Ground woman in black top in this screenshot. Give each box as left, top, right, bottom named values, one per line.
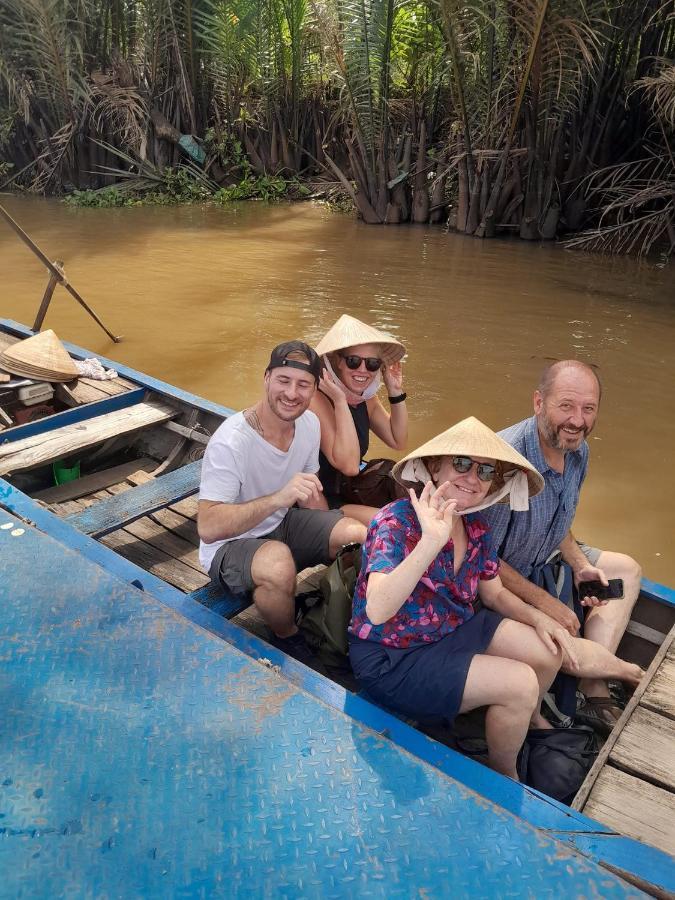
left=310, top=314, right=408, bottom=525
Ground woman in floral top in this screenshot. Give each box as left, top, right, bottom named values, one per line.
left=349, top=417, right=578, bottom=780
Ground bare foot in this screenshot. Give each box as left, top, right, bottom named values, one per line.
left=623, top=663, right=645, bottom=687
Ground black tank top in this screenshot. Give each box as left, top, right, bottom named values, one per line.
left=318, top=401, right=370, bottom=497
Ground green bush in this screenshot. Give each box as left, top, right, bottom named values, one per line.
left=64, top=187, right=131, bottom=207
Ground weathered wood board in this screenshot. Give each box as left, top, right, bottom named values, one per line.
left=101, top=528, right=209, bottom=592
left=610, top=706, right=675, bottom=792
left=584, top=767, right=675, bottom=858
left=122, top=515, right=203, bottom=573
left=640, top=649, right=675, bottom=720
left=64, top=459, right=201, bottom=536
left=149, top=507, right=200, bottom=546
left=168, top=496, right=199, bottom=520
left=36, top=458, right=156, bottom=503
left=0, top=400, right=175, bottom=475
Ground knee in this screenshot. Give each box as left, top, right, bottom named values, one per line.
left=625, top=555, right=642, bottom=584
left=252, top=541, right=296, bottom=590
left=605, top=552, right=642, bottom=584
left=510, top=664, right=540, bottom=712
left=333, top=516, right=367, bottom=549
left=536, top=641, right=563, bottom=677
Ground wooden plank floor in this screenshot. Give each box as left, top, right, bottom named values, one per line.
left=574, top=623, right=675, bottom=857
left=48, top=467, right=325, bottom=607
left=50, top=471, right=209, bottom=593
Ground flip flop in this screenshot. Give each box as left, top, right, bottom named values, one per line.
left=576, top=696, right=624, bottom=736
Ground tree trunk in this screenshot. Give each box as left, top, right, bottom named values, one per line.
left=412, top=120, right=429, bottom=223
left=456, top=155, right=469, bottom=232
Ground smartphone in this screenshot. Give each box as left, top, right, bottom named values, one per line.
left=578, top=578, right=624, bottom=600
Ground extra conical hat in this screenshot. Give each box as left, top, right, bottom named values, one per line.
left=392, top=416, right=544, bottom=499
left=0, top=330, right=79, bottom=381
left=314, top=315, right=405, bottom=366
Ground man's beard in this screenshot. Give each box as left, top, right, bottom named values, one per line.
left=267, top=392, right=307, bottom=422
left=539, top=413, right=591, bottom=452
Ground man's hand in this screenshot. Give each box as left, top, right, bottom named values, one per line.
left=534, top=615, right=580, bottom=671
left=535, top=590, right=581, bottom=635
left=574, top=563, right=610, bottom=608
left=275, top=473, right=324, bottom=509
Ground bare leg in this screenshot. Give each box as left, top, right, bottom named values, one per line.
left=563, top=637, right=644, bottom=686
left=339, top=503, right=380, bottom=527
left=579, top=551, right=641, bottom=698
left=249, top=541, right=297, bottom=638
left=485, top=619, right=562, bottom=729
left=328, top=515, right=367, bottom=558
left=459, top=655, right=539, bottom=779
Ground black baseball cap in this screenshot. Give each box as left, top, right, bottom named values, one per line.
left=266, top=340, right=322, bottom=383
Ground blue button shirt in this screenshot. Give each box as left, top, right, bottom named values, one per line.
left=481, top=416, right=589, bottom=578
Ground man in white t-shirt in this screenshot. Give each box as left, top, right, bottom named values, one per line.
left=198, top=340, right=366, bottom=661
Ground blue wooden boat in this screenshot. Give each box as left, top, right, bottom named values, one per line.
left=1, top=318, right=674, bottom=896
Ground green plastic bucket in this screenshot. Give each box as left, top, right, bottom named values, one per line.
left=53, top=459, right=81, bottom=486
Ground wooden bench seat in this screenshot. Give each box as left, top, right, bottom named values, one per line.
left=65, top=459, right=202, bottom=537
left=187, top=582, right=252, bottom=619
left=0, top=399, right=176, bottom=476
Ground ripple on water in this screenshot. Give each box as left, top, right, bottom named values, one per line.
left=1, top=197, right=673, bottom=582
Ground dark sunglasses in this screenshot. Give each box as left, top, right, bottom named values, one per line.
left=451, top=456, right=496, bottom=482
left=342, top=354, right=382, bottom=373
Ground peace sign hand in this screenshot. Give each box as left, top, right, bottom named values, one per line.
left=409, top=481, right=458, bottom=552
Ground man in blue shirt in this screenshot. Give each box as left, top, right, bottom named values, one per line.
left=482, top=360, right=642, bottom=729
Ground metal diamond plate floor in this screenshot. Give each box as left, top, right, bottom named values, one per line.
left=0, top=519, right=642, bottom=898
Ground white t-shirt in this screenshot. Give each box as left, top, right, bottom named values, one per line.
left=198, top=410, right=321, bottom=572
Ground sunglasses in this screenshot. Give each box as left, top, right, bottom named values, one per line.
left=451, top=456, right=496, bottom=483
left=341, top=354, right=382, bottom=373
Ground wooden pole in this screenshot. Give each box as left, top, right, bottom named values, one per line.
left=33, top=260, right=63, bottom=331
left=0, top=203, right=123, bottom=343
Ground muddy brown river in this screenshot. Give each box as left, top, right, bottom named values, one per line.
left=1, top=196, right=673, bottom=582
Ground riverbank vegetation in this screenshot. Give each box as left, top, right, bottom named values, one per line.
left=0, top=0, right=672, bottom=253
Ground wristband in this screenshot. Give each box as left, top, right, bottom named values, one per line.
left=388, top=392, right=407, bottom=404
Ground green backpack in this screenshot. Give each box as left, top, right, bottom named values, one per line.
left=299, top=542, right=362, bottom=668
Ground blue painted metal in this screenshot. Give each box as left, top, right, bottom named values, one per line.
left=4, top=466, right=675, bottom=894
left=64, top=459, right=202, bottom=536
left=0, top=521, right=644, bottom=898
left=2, top=321, right=674, bottom=891
left=1, top=319, right=236, bottom=420
left=640, top=575, right=675, bottom=608
left=0, top=388, right=146, bottom=444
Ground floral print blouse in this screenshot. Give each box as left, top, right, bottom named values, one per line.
left=349, top=498, right=500, bottom=648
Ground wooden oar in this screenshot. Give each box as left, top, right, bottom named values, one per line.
left=0, top=203, right=123, bottom=343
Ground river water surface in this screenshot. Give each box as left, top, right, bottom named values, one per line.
left=1, top=196, right=673, bottom=582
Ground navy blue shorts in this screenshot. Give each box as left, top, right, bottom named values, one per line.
left=349, top=609, right=504, bottom=724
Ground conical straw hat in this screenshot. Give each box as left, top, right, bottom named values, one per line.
left=314, top=315, right=405, bottom=366
left=0, top=330, right=79, bottom=382
left=392, top=416, right=544, bottom=499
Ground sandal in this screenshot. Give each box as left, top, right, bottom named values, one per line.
left=575, top=696, right=624, bottom=736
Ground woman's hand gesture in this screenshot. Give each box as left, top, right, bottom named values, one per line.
left=383, top=360, right=403, bottom=396
left=409, top=481, right=458, bottom=552
left=318, top=370, right=348, bottom=406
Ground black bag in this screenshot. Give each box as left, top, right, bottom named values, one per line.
left=338, top=458, right=404, bottom=507
left=299, top=543, right=361, bottom=668
left=517, top=725, right=598, bottom=804
left=530, top=555, right=584, bottom=718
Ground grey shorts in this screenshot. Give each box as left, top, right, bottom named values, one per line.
left=578, top=542, right=602, bottom=566
left=210, top=507, right=344, bottom=595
